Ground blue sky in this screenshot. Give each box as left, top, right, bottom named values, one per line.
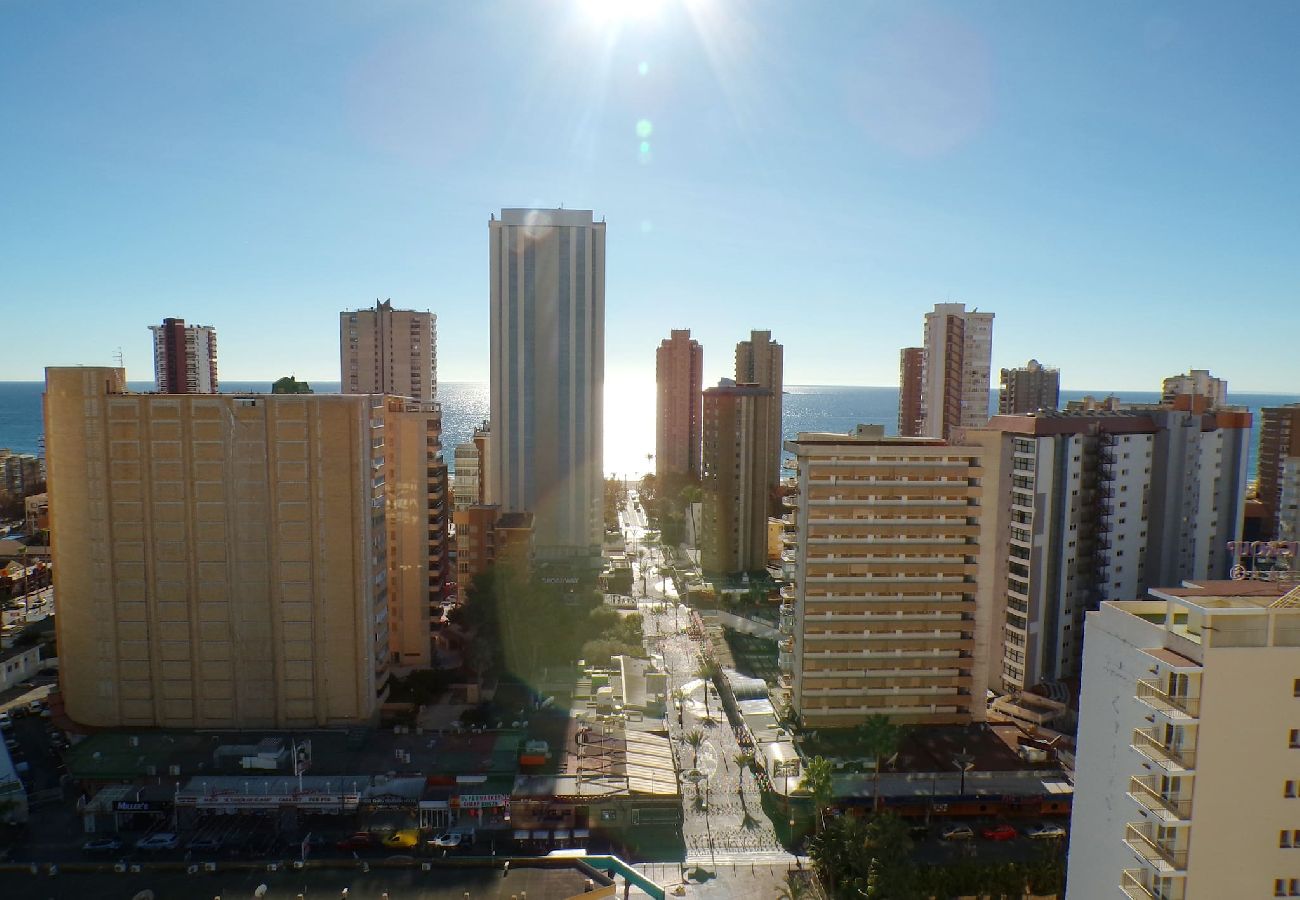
left=2, top=0, right=1298, bottom=391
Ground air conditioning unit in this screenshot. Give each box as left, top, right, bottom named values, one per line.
left=292, top=861, right=304, bottom=870
left=421, top=863, right=432, bottom=872
left=266, top=863, right=279, bottom=872
left=129, top=865, right=142, bottom=873
left=203, top=863, right=217, bottom=873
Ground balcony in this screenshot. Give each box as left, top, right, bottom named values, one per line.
left=1131, top=729, right=1196, bottom=772
left=1121, top=869, right=1185, bottom=900
left=1123, top=824, right=1188, bottom=873
left=1126, top=776, right=1193, bottom=822
left=1136, top=679, right=1200, bottom=719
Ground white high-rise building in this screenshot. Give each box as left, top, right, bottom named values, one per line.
left=967, top=404, right=1251, bottom=696
left=488, top=208, right=605, bottom=564
left=1069, top=580, right=1300, bottom=900
left=149, top=317, right=218, bottom=394
left=919, top=303, right=994, bottom=440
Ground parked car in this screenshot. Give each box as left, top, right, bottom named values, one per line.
left=1025, top=822, right=1067, bottom=840
left=430, top=832, right=464, bottom=848
left=336, top=832, right=376, bottom=851
left=186, top=836, right=222, bottom=852
left=135, top=833, right=179, bottom=851
left=82, top=838, right=123, bottom=853
left=940, top=824, right=974, bottom=841
left=980, top=824, right=1018, bottom=841
left=382, top=829, right=421, bottom=849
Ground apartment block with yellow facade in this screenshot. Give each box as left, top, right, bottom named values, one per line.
left=44, top=367, right=393, bottom=729
left=783, top=425, right=990, bottom=728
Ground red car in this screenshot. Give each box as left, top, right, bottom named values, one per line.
left=336, top=832, right=376, bottom=851
left=980, top=824, right=1017, bottom=841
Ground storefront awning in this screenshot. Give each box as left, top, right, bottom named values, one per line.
left=554, top=829, right=571, bottom=839
left=574, top=828, right=591, bottom=838
left=512, top=829, right=529, bottom=840
left=531, top=830, right=549, bottom=839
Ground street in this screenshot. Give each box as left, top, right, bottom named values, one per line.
left=618, top=491, right=793, bottom=869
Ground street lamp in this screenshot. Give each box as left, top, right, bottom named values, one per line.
left=952, top=748, right=975, bottom=797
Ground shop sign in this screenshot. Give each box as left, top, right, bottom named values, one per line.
left=113, top=800, right=166, bottom=813
left=456, top=793, right=509, bottom=809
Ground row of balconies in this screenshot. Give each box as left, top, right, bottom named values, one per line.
left=1132, top=728, right=1196, bottom=772
left=800, top=684, right=964, bottom=698
left=1136, top=678, right=1200, bottom=719
left=1126, top=775, right=1193, bottom=822
left=800, top=646, right=970, bottom=660
left=1123, top=823, right=1188, bottom=874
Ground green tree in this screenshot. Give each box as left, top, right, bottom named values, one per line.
left=695, top=658, right=720, bottom=718
left=684, top=729, right=705, bottom=770
left=800, top=755, right=834, bottom=835
left=856, top=715, right=906, bottom=813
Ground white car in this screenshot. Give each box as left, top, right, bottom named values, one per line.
left=135, top=833, right=179, bottom=851
left=1026, top=822, right=1067, bottom=840
left=940, top=824, right=974, bottom=841
left=430, top=832, right=463, bottom=848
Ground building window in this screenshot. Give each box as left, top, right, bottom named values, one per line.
left=1293, top=678, right=1300, bottom=698
left=1286, top=780, right=1297, bottom=798
left=1291, top=729, right=1300, bottom=749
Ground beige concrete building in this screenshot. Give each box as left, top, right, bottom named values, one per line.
left=997, top=359, right=1059, bottom=414
left=919, top=303, right=994, bottom=440
left=655, top=329, right=703, bottom=482
left=1068, top=580, right=1300, bottom=900
left=382, top=397, right=448, bottom=669
left=45, top=367, right=391, bottom=729
left=782, top=426, right=989, bottom=728
left=1161, top=368, right=1227, bottom=410
left=489, top=208, right=604, bottom=564
left=340, top=300, right=437, bottom=404
left=735, top=330, right=783, bottom=501
left=701, top=382, right=775, bottom=575
left=453, top=505, right=533, bottom=583
left=0, top=449, right=42, bottom=502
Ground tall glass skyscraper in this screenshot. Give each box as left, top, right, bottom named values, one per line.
left=488, top=208, right=605, bottom=564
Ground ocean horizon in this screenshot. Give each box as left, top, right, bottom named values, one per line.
left=3, top=380, right=1298, bottom=479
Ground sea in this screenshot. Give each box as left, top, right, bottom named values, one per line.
left=3, top=381, right=1298, bottom=480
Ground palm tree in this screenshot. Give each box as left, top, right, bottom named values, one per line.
left=856, top=714, right=905, bottom=813
left=775, top=870, right=812, bottom=900
left=696, top=658, right=720, bottom=718
left=734, top=751, right=754, bottom=791
left=800, top=755, right=834, bottom=835
left=685, top=729, right=705, bottom=770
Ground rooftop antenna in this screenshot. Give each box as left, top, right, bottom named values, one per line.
left=113, top=346, right=124, bottom=368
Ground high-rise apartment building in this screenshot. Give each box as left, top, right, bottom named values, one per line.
left=897, top=347, right=924, bottom=437
left=341, top=299, right=446, bottom=666
left=919, top=303, right=994, bottom=440
left=1068, top=580, right=1300, bottom=900
left=701, top=381, right=775, bottom=574
left=0, top=450, right=42, bottom=502
left=340, top=300, right=437, bottom=404
left=782, top=426, right=989, bottom=727
left=1257, top=405, right=1300, bottom=541
left=998, top=359, right=1060, bottom=414
left=488, top=208, right=605, bottom=564
left=382, top=397, right=448, bottom=670
left=968, top=403, right=1251, bottom=695
left=45, top=367, right=390, bottom=728
left=149, top=317, right=218, bottom=394
left=735, top=330, right=783, bottom=501
left=655, top=329, right=703, bottom=482
left=1161, top=368, right=1227, bottom=410
left=453, top=423, right=490, bottom=512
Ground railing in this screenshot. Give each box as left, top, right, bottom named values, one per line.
left=1124, top=823, right=1188, bottom=871
left=1120, top=869, right=1157, bottom=900
left=1127, top=776, right=1193, bottom=820
left=1136, top=679, right=1200, bottom=717
left=1132, top=729, right=1196, bottom=770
